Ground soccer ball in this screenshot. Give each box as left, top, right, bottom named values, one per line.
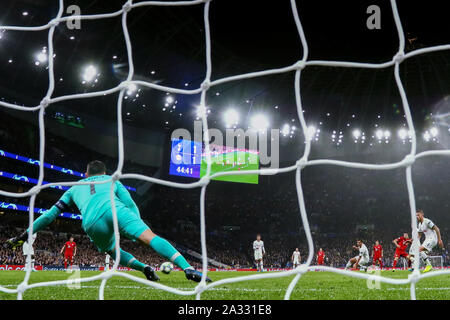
left=160, top=262, right=174, bottom=274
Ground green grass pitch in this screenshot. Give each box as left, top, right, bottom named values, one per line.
left=0, top=270, right=449, bottom=300
left=200, top=151, right=259, bottom=184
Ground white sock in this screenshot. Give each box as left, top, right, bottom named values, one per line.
left=420, top=251, right=431, bottom=265
left=346, top=261, right=352, bottom=269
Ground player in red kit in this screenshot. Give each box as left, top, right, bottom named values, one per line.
left=392, top=232, right=412, bottom=271
left=372, top=240, right=383, bottom=269
left=317, top=248, right=325, bottom=265
left=60, top=236, right=77, bottom=270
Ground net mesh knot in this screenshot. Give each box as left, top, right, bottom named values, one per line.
left=112, top=171, right=122, bottom=181
left=296, top=265, right=308, bottom=274
left=408, top=271, right=420, bottom=284
left=199, top=176, right=211, bottom=186
left=393, top=52, right=405, bottom=64
left=403, top=154, right=416, bottom=167
left=119, top=81, right=132, bottom=91
left=102, top=270, right=114, bottom=279
left=201, top=80, right=211, bottom=91
left=296, top=158, right=307, bottom=169
left=39, top=98, right=50, bottom=108
left=49, top=18, right=60, bottom=28
left=17, top=283, right=26, bottom=294
left=29, top=186, right=41, bottom=196
left=195, top=281, right=208, bottom=293
left=122, top=2, right=133, bottom=13
left=294, top=60, right=306, bottom=70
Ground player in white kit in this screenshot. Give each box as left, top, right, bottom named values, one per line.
left=345, top=240, right=370, bottom=271
left=253, top=234, right=265, bottom=272
left=410, top=210, right=443, bottom=273
left=22, top=234, right=37, bottom=272
left=291, top=248, right=301, bottom=268
left=105, top=253, right=111, bottom=271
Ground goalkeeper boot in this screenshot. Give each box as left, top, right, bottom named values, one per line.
left=143, top=266, right=160, bottom=282
left=4, top=231, right=28, bottom=250
left=423, top=264, right=433, bottom=273
left=185, top=268, right=212, bottom=283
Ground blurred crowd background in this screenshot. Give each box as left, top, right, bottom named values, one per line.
left=1, top=112, right=449, bottom=269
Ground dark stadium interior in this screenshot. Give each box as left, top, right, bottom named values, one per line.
left=0, top=0, right=450, bottom=272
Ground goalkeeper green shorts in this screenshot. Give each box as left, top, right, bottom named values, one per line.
left=84, top=207, right=150, bottom=253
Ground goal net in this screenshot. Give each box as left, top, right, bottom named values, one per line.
left=0, top=0, right=450, bottom=300
left=428, top=256, right=444, bottom=270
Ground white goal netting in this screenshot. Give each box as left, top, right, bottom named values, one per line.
left=428, top=256, right=444, bottom=269
left=0, top=0, right=449, bottom=300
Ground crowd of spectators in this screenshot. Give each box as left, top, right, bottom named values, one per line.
left=144, top=156, right=450, bottom=268
left=2, top=221, right=448, bottom=269
left=1, top=112, right=449, bottom=270
left=0, top=226, right=202, bottom=269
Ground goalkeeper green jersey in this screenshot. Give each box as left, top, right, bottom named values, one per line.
left=30, top=174, right=140, bottom=234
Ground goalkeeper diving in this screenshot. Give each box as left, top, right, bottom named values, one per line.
left=4, top=161, right=211, bottom=283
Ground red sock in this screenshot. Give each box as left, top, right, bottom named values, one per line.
left=379, top=260, right=383, bottom=269
left=64, top=261, right=67, bottom=269
left=393, top=260, right=397, bottom=269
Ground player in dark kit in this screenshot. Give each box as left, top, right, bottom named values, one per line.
left=372, top=240, right=383, bottom=269
left=60, top=236, right=76, bottom=270
left=317, top=248, right=325, bottom=265
left=392, top=233, right=412, bottom=271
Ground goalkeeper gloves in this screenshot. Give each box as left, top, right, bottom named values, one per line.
left=3, top=231, right=29, bottom=250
